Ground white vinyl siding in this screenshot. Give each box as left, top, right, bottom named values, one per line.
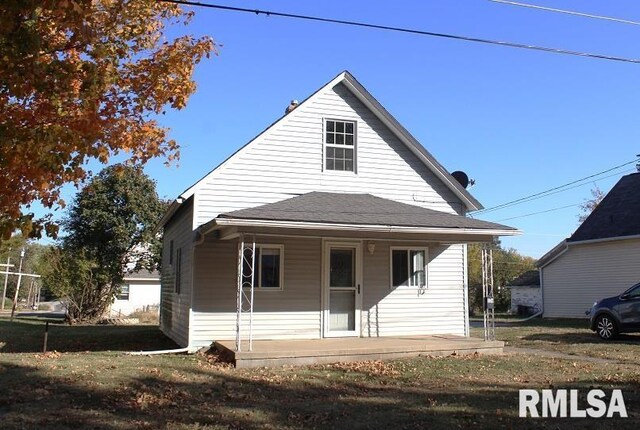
left=190, top=236, right=322, bottom=347
left=159, top=199, right=194, bottom=347
left=189, top=238, right=465, bottom=346
left=542, top=238, right=640, bottom=318
left=192, top=82, right=462, bottom=228
left=363, top=242, right=465, bottom=337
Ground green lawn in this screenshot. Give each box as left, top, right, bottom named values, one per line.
left=1, top=317, right=639, bottom=429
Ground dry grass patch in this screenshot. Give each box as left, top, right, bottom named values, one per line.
left=472, top=318, right=640, bottom=365
left=1, top=319, right=639, bottom=429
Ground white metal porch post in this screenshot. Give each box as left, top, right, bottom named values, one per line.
left=481, top=245, right=495, bottom=341
left=235, top=234, right=256, bottom=352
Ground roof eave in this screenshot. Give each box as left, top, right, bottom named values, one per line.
left=154, top=194, right=189, bottom=232
left=209, top=217, right=520, bottom=236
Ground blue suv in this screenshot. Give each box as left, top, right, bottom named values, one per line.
left=587, top=282, right=640, bottom=340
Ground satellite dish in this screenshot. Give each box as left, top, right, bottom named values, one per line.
left=451, top=171, right=469, bottom=188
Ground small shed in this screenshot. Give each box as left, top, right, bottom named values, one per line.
left=507, top=270, right=541, bottom=315
left=110, top=270, right=161, bottom=317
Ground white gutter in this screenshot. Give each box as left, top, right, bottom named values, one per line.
left=123, top=277, right=160, bottom=282
left=213, top=218, right=521, bottom=236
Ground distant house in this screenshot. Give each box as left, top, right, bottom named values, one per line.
left=110, top=270, right=161, bottom=317
left=506, top=270, right=540, bottom=315
left=157, top=71, right=518, bottom=350
left=538, top=172, right=640, bottom=318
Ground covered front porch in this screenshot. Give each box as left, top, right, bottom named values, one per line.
left=215, top=335, right=504, bottom=368
left=190, top=192, right=518, bottom=355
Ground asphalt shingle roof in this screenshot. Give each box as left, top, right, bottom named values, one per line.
left=507, top=270, right=540, bottom=287
left=218, top=192, right=515, bottom=231
left=568, top=172, right=640, bottom=242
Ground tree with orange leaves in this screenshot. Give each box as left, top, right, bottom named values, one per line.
left=0, top=0, right=215, bottom=239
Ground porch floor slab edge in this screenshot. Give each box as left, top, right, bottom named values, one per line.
left=214, top=336, right=504, bottom=368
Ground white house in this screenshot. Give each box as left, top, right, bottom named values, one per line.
left=506, top=270, right=541, bottom=315
left=158, top=71, right=518, bottom=350
left=110, top=270, right=161, bottom=317
left=538, top=172, right=640, bottom=318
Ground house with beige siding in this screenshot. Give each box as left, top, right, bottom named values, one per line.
left=158, top=71, right=518, bottom=350
left=538, top=172, right=640, bottom=318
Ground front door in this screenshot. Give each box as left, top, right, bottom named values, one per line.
left=323, top=241, right=361, bottom=337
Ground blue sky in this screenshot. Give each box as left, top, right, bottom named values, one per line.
left=39, top=0, right=640, bottom=257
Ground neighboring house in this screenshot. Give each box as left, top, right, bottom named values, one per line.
left=110, top=270, right=161, bottom=317
left=158, top=71, right=518, bottom=350
left=538, top=172, right=640, bottom=318
left=506, top=270, right=541, bottom=314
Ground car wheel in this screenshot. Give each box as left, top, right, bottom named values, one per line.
left=595, top=314, right=618, bottom=340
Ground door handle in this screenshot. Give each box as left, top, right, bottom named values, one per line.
left=357, top=284, right=360, bottom=294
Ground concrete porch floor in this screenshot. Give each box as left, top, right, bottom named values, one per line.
left=215, top=335, right=504, bottom=368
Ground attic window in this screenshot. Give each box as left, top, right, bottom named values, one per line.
left=325, top=119, right=356, bottom=172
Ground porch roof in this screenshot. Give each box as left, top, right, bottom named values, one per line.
left=204, top=192, right=518, bottom=237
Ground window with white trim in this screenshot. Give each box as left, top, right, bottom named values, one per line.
left=242, top=245, right=284, bottom=290
left=116, top=284, right=130, bottom=300
left=390, top=248, right=427, bottom=288
left=325, top=119, right=356, bottom=172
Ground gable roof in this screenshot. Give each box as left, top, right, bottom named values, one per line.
left=537, top=172, right=640, bottom=269
left=568, top=172, right=640, bottom=243
left=214, top=192, right=516, bottom=234
left=159, top=71, right=484, bottom=228
left=506, top=270, right=540, bottom=287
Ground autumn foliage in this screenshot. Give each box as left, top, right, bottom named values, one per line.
left=0, top=0, right=215, bottom=239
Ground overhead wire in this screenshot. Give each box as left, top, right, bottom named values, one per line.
left=489, top=0, right=640, bottom=26
left=472, top=160, right=638, bottom=216
left=161, top=0, right=640, bottom=64
left=493, top=203, right=580, bottom=222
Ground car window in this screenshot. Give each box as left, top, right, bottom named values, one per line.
left=627, top=284, right=640, bottom=298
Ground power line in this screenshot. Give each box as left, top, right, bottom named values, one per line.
left=474, top=168, right=635, bottom=217
left=473, top=160, right=638, bottom=215
left=162, top=0, right=640, bottom=64
left=490, top=0, right=640, bottom=26
left=493, top=202, right=580, bottom=222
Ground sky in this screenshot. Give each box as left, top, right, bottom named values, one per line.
left=36, top=0, right=640, bottom=258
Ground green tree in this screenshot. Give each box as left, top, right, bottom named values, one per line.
left=0, top=0, right=215, bottom=239
left=467, top=241, right=536, bottom=315
left=42, top=164, right=165, bottom=322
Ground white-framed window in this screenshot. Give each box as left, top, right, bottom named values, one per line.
left=116, top=284, right=130, bottom=300
left=324, top=119, right=356, bottom=172
left=390, top=247, right=428, bottom=288
left=242, top=245, right=284, bottom=290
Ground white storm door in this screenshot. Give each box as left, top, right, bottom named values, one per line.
left=324, top=241, right=361, bottom=337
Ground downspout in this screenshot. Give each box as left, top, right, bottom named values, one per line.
left=127, top=347, right=190, bottom=356
left=539, top=266, right=544, bottom=317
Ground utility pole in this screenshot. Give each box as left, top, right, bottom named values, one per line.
left=1, top=249, right=11, bottom=310
left=10, top=248, right=25, bottom=321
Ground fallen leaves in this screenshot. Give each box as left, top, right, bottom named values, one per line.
left=34, top=351, right=62, bottom=360
left=320, top=360, right=401, bottom=378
